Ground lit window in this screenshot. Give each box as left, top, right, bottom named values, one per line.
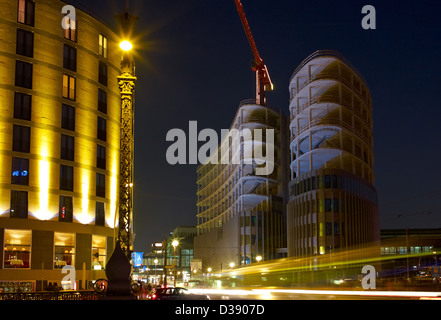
left=54, top=232, right=75, bottom=268
left=3, top=229, right=31, bottom=268
left=62, top=74, right=76, bottom=100
left=95, top=202, right=105, bottom=226
left=92, top=235, right=106, bottom=270
left=98, top=34, right=107, bottom=58
left=17, top=0, right=34, bottom=26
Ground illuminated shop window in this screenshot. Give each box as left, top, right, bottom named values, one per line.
left=92, top=235, right=106, bottom=270
left=3, top=229, right=31, bottom=268
left=54, top=232, right=75, bottom=268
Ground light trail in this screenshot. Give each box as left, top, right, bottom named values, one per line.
left=189, top=287, right=441, bottom=299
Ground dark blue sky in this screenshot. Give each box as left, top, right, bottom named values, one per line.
left=74, top=0, right=441, bottom=252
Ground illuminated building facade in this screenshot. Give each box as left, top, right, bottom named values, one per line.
left=194, top=100, right=288, bottom=271
left=287, top=50, right=380, bottom=257
left=0, top=0, right=122, bottom=291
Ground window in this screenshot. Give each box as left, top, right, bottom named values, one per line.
left=59, top=195, right=73, bottom=222
left=3, top=229, right=31, bottom=269
left=92, top=235, right=106, bottom=270
left=10, top=190, right=28, bottom=219
left=60, top=164, right=73, bottom=191
left=325, top=222, right=332, bottom=236
left=63, top=44, right=76, bottom=71
left=15, top=60, right=32, bottom=89
left=96, top=173, right=105, bottom=197
left=61, top=104, right=75, bottom=131
left=62, top=74, right=76, bottom=100
left=95, top=202, right=105, bottom=226
left=60, top=134, right=74, bottom=161
left=14, top=92, right=31, bottom=120
left=12, top=124, right=30, bottom=153
left=63, top=17, right=77, bottom=42
left=325, top=198, right=332, bottom=212
left=97, top=116, right=106, bottom=141
left=17, top=0, right=34, bottom=26
left=333, top=198, right=339, bottom=212
left=98, top=61, right=107, bottom=86
left=96, top=144, right=106, bottom=170
left=16, top=29, right=33, bottom=57
left=98, top=88, right=107, bottom=114
left=98, top=34, right=107, bottom=58
left=11, top=157, right=29, bottom=185
left=54, top=232, right=75, bottom=268
left=324, top=175, right=331, bottom=188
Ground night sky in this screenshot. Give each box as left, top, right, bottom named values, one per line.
left=72, top=0, right=441, bottom=252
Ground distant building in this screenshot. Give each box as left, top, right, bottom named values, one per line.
left=0, top=0, right=122, bottom=292
left=194, top=100, right=288, bottom=271
left=287, top=50, right=380, bottom=257
left=380, top=228, right=441, bottom=276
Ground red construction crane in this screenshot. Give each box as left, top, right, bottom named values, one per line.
left=234, top=0, right=274, bottom=106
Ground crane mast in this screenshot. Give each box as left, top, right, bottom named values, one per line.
left=234, top=0, right=273, bottom=106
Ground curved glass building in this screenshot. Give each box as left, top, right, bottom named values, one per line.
left=195, top=100, right=288, bottom=270
left=287, top=50, right=379, bottom=257
left=0, top=0, right=122, bottom=291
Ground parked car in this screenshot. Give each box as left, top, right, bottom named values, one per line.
left=149, top=287, right=210, bottom=300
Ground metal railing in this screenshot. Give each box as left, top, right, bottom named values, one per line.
left=0, top=290, right=103, bottom=300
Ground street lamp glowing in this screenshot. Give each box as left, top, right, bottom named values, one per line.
left=119, top=40, right=133, bottom=51
left=256, top=255, right=262, bottom=262
left=172, top=240, right=179, bottom=248
left=229, top=262, right=235, bottom=268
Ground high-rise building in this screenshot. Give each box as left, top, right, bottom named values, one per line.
left=194, top=100, right=288, bottom=271
left=287, top=50, right=380, bottom=257
left=0, top=0, right=122, bottom=291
